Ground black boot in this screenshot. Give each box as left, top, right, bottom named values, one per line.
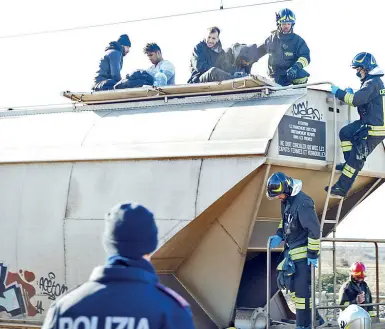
left=324, top=185, right=347, bottom=197
left=335, top=163, right=345, bottom=171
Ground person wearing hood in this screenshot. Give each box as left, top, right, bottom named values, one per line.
left=267, top=172, right=322, bottom=329
left=254, top=8, right=310, bottom=86
left=41, top=202, right=195, bottom=329
left=327, top=53, right=385, bottom=197
left=187, top=26, right=233, bottom=83
left=92, top=34, right=131, bottom=91
left=224, top=43, right=259, bottom=78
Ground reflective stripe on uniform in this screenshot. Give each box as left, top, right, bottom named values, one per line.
left=295, top=297, right=306, bottom=310
left=297, top=57, right=309, bottom=68
left=289, top=246, right=307, bottom=260
left=308, top=237, right=320, bottom=251
left=341, top=140, right=353, bottom=152
left=369, top=311, right=376, bottom=317
left=342, top=163, right=356, bottom=178
left=344, top=93, right=354, bottom=106
left=293, top=77, right=308, bottom=84
left=278, top=220, right=283, bottom=229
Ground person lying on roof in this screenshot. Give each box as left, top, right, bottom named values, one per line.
left=92, top=34, right=131, bottom=91
left=224, top=43, right=259, bottom=78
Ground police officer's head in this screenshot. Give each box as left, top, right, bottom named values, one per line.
left=103, top=202, right=158, bottom=260
left=276, top=8, right=295, bottom=34
left=266, top=172, right=302, bottom=202
left=351, top=52, right=378, bottom=80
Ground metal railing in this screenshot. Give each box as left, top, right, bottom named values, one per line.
left=311, top=238, right=385, bottom=329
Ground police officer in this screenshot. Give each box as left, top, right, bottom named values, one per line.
left=267, top=172, right=321, bottom=329
left=255, top=8, right=310, bottom=86
left=339, top=262, right=376, bottom=317
left=41, top=202, right=195, bottom=329
left=327, top=52, right=385, bottom=197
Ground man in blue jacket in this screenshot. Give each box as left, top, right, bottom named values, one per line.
left=267, top=172, right=321, bottom=329
left=326, top=52, right=385, bottom=197
left=41, top=202, right=195, bottom=329
left=255, top=8, right=310, bottom=86
left=188, top=26, right=234, bottom=83
left=92, top=34, right=131, bottom=91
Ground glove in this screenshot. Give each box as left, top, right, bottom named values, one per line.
left=307, top=258, right=318, bottom=268
left=345, top=87, right=354, bottom=94
left=233, top=71, right=246, bottom=78
left=286, top=64, right=299, bottom=80
left=331, top=85, right=339, bottom=95
left=357, top=292, right=365, bottom=304
left=269, top=235, right=283, bottom=248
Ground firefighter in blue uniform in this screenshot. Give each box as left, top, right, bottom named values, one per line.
left=267, top=172, right=321, bottom=329
left=41, top=202, right=195, bottom=329
left=326, top=52, right=385, bottom=197
left=255, top=8, right=310, bottom=86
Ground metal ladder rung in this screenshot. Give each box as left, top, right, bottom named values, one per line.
left=329, top=195, right=344, bottom=199
left=324, top=220, right=338, bottom=224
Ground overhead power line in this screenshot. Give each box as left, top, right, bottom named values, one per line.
left=0, top=0, right=292, bottom=40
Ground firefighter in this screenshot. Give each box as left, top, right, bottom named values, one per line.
left=338, top=305, right=372, bottom=329
left=255, top=8, right=310, bottom=86
left=267, top=172, right=320, bottom=329
left=339, top=262, right=376, bottom=317
left=327, top=52, right=385, bottom=197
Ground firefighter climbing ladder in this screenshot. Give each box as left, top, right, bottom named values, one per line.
left=311, top=93, right=385, bottom=329
left=265, top=84, right=385, bottom=329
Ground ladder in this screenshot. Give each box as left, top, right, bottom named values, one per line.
left=311, top=94, right=344, bottom=328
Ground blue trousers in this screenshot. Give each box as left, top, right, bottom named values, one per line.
left=273, top=69, right=310, bottom=87
left=291, top=260, right=312, bottom=328
left=92, top=79, right=118, bottom=91
left=337, top=120, right=384, bottom=192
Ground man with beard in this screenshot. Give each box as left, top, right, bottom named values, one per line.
left=144, top=43, right=176, bottom=85
left=255, top=8, right=311, bottom=86
left=92, top=34, right=131, bottom=91
left=188, top=26, right=233, bottom=83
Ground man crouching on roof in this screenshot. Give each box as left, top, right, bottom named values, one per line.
left=187, top=26, right=234, bottom=83
left=92, top=34, right=131, bottom=91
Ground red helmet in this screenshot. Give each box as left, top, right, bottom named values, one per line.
left=350, top=262, right=367, bottom=280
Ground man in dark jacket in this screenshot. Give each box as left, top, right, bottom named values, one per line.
left=92, top=34, right=131, bottom=91
left=267, top=172, right=321, bottom=329
left=255, top=8, right=310, bottom=86
left=326, top=52, right=385, bottom=197
left=41, top=202, right=195, bottom=329
left=188, top=26, right=233, bottom=83
left=224, top=43, right=259, bottom=78
left=339, top=262, right=375, bottom=317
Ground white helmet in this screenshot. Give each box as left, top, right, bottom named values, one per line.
left=338, top=305, right=371, bottom=329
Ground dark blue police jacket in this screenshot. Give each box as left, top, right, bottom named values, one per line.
left=41, top=258, right=195, bottom=329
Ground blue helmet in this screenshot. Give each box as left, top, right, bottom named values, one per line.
left=351, top=52, right=377, bottom=72
left=266, top=172, right=293, bottom=199
left=276, top=8, right=296, bottom=28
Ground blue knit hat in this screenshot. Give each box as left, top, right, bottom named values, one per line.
left=117, top=34, right=131, bottom=47
left=103, top=202, right=158, bottom=259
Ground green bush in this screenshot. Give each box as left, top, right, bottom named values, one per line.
left=317, top=271, right=349, bottom=293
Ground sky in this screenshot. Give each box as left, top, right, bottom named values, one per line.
left=0, top=0, right=384, bottom=237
